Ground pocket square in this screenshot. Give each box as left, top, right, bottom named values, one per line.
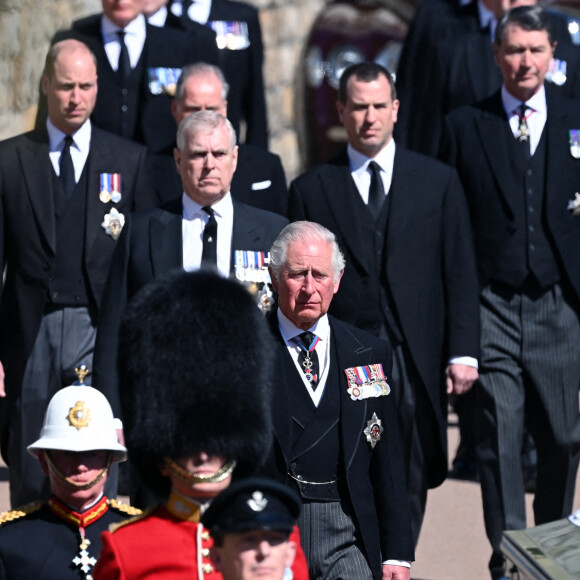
left=252, top=180, right=272, bottom=191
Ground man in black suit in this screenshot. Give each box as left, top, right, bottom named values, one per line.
left=0, top=39, right=156, bottom=507
left=288, top=62, right=480, bottom=546
left=93, top=110, right=287, bottom=416
left=168, top=0, right=268, bottom=148
left=264, top=221, right=414, bottom=580
left=54, top=0, right=216, bottom=154
left=149, top=62, right=287, bottom=214
left=439, top=7, right=580, bottom=579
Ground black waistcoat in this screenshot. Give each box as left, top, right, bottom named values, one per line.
left=491, top=127, right=560, bottom=289
left=48, top=166, right=90, bottom=307
left=287, top=338, right=344, bottom=502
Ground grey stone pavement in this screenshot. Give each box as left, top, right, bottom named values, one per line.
left=0, top=413, right=579, bottom=580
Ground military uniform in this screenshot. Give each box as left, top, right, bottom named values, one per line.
left=94, top=494, right=309, bottom=580
left=0, top=496, right=140, bottom=580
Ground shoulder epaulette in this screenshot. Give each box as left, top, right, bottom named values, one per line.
left=107, top=498, right=143, bottom=517
left=0, top=501, right=44, bottom=526
left=108, top=505, right=155, bottom=534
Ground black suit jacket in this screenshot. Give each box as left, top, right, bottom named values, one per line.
left=0, top=126, right=156, bottom=407
left=149, top=142, right=288, bottom=214
left=172, top=0, right=267, bottom=147
left=263, top=313, right=414, bottom=577
left=440, top=89, right=580, bottom=302
left=288, top=147, right=480, bottom=486
left=56, top=15, right=202, bottom=154
left=412, top=13, right=580, bottom=157
left=93, top=197, right=288, bottom=413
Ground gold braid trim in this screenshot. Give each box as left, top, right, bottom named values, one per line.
left=0, top=501, right=43, bottom=526
left=107, top=498, right=143, bottom=516
left=108, top=506, right=156, bottom=534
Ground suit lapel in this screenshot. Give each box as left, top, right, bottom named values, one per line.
left=385, top=149, right=418, bottom=258
left=150, top=199, right=184, bottom=276
left=20, top=131, right=56, bottom=254
left=322, top=152, right=371, bottom=275
left=474, top=93, right=516, bottom=214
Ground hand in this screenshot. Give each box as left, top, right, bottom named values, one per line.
left=382, top=564, right=411, bottom=580
left=116, top=428, right=125, bottom=447
left=0, top=360, right=5, bottom=397
left=445, top=363, right=478, bottom=395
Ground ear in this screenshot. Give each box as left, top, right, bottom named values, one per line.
left=209, top=546, right=224, bottom=572
left=285, top=541, right=297, bottom=569
left=269, top=266, right=279, bottom=293
left=333, top=269, right=344, bottom=294
left=173, top=147, right=182, bottom=177
left=41, top=75, right=49, bottom=97
left=336, top=100, right=345, bottom=124
left=38, top=451, right=50, bottom=476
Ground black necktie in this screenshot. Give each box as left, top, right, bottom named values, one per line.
left=59, top=135, right=75, bottom=199
left=117, top=31, right=131, bottom=82
left=201, top=206, right=218, bottom=268
left=515, top=103, right=531, bottom=160
left=294, top=332, right=320, bottom=390
left=367, top=160, right=385, bottom=216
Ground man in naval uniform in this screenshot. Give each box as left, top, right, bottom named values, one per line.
left=263, top=221, right=414, bottom=580
left=0, top=384, right=139, bottom=580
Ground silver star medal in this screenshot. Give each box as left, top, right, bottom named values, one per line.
left=101, top=207, right=125, bottom=240
left=567, top=192, right=580, bottom=217
left=364, top=413, right=384, bottom=449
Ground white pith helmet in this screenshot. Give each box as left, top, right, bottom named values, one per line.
left=27, top=385, right=127, bottom=462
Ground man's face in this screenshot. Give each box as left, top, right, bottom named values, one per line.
left=271, top=240, right=343, bottom=331
left=161, top=452, right=233, bottom=499
left=42, top=47, right=98, bottom=134
left=336, top=73, right=399, bottom=158
left=483, top=0, right=536, bottom=19
left=212, top=530, right=296, bottom=580
left=39, top=450, right=110, bottom=511
left=174, top=122, right=238, bottom=206
left=172, top=73, right=228, bottom=124
left=102, top=0, right=144, bottom=27
left=494, top=24, right=555, bottom=101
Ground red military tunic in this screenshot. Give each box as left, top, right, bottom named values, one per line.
left=93, top=494, right=309, bottom=580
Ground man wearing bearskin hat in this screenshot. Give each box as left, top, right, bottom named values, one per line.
left=0, top=384, right=139, bottom=579
left=92, top=271, right=308, bottom=580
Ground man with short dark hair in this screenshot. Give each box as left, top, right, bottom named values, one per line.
left=0, top=38, right=156, bottom=507
left=440, top=6, right=580, bottom=578
left=288, top=61, right=480, bottom=548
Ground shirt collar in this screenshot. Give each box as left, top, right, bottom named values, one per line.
left=147, top=6, right=168, bottom=27
left=101, top=12, right=146, bottom=35
left=46, top=118, right=92, bottom=152
left=477, top=1, right=495, bottom=31
left=182, top=191, right=233, bottom=221
left=277, top=308, right=330, bottom=344
left=501, top=84, right=546, bottom=117
left=347, top=139, right=396, bottom=176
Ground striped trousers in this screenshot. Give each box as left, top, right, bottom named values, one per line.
left=476, top=282, right=580, bottom=578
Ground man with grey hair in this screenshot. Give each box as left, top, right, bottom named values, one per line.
left=149, top=61, right=287, bottom=214
left=92, top=110, right=287, bottom=436
left=262, top=220, right=414, bottom=580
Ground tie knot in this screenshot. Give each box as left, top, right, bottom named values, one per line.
left=63, top=135, right=74, bottom=148
left=516, top=103, right=528, bottom=118
left=368, top=160, right=381, bottom=174
left=117, top=30, right=126, bottom=40
left=202, top=206, right=215, bottom=218
left=298, top=332, right=316, bottom=349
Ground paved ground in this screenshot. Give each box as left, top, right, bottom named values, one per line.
left=0, top=415, right=579, bottom=580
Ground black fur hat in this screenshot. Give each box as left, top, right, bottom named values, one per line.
left=118, top=270, right=273, bottom=491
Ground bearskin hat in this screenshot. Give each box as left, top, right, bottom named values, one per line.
left=117, top=270, right=273, bottom=492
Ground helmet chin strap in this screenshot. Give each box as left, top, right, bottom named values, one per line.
left=45, top=451, right=112, bottom=491
left=162, top=457, right=237, bottom=484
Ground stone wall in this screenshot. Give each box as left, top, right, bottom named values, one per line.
left=0, top=0, right=324, bottom=178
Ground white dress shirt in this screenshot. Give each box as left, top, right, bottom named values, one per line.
left=477, top=0, right=497, bottom=39
left=102, top=13, right=147, bottom=71
left=502, top=84, right=547, bottom=157
left=146, top=6, right=168, bottom=27
left=47, top=118, right=91, bottom=182
left=170, top=0, right=212, bottom=24
left=182, top=192, right=234, bottom=278
left=277, top=309, right=331, bottom=407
